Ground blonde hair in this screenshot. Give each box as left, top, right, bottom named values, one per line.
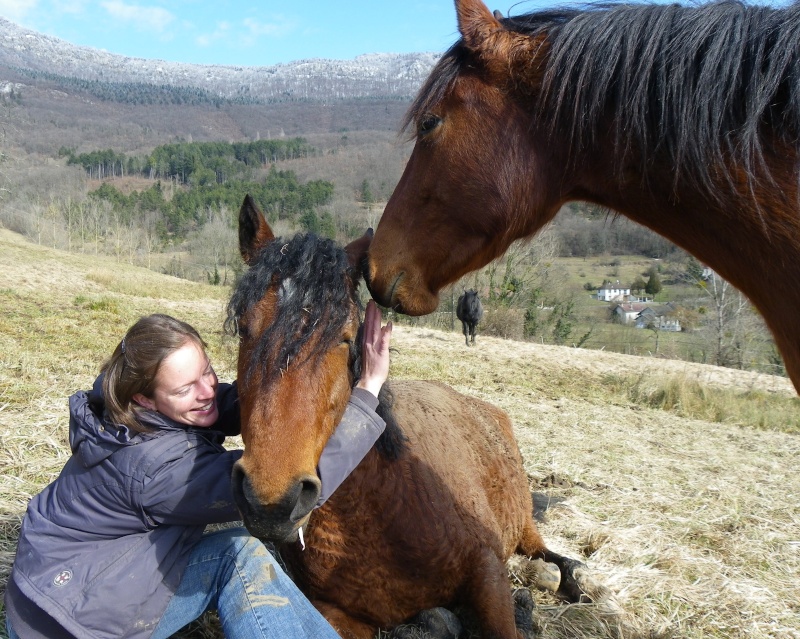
left=101, top=314, right=207, bottom=433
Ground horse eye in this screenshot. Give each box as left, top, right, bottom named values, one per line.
left=418, top=114, right=441, bottom=136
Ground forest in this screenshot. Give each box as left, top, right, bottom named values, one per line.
left=60, top=139, right=336, bottom=239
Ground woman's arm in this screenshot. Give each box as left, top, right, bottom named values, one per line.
left=142, top=443, right=243, bottom=526
left=316, top=300, right=392, bottom=506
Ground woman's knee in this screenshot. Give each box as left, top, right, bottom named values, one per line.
left=203, top=528, right=284, bottom=577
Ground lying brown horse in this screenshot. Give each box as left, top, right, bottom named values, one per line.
left=365, top=0, right=800, bottom=393
left=226, top=195, right=586, bottom=639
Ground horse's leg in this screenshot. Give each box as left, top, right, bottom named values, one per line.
left=470, top=322, right=476, bottom=345
left=313, top=601, right=377, bottom=639
left=388, top=608, right=462, bottom=639
left=462, top=321, right=469, bottom=346
left=464, top=547, right=527, bottom=639
left=541, top=548, right=591, bottom=603
left=517, top=518, right=589, bottom=603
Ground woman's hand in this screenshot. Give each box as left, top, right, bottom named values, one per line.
left=356, top=300, right=392, bottom=398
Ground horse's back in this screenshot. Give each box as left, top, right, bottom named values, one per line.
left=386, top=379, right=532, bottom=554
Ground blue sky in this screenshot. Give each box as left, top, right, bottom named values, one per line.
left=0, top=0, right=510, bottom=66
left=1, top=0, right=785, bottom=67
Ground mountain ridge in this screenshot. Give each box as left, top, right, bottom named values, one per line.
left=0, top=17, right=440, bottom=103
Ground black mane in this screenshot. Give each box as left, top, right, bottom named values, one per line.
left=225, top=232, right=360, bottom=384
left=407, top=1, right=800, bottom=198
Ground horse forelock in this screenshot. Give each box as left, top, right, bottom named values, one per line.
left=225, top=233, right=361, bottom=386
left=421, top=1, right=800, bottom=201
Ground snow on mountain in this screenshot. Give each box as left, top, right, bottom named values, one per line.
left=0, top=17, right=440, bottom=102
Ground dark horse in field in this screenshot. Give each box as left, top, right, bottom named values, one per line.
left=365, top=0, right=800, bottom=393
left=226, top=195, right=586, bottom=639
left=457, top=289, right=483, bottom=346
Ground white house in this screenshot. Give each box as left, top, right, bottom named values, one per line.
left=597, top=280, right=631, bottom=302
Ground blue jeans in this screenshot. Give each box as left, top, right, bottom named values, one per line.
left=5, top=619, right=18, bottom=639
left=4, top=528, right=334, bottom=639
left=151, top=527, right=341, bottom=639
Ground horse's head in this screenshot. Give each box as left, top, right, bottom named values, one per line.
left=227, top=195, right=372, bottom=542
left=365, top=0, right=565, bottom=315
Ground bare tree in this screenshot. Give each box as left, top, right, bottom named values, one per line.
left=187, top=208, right=238, bottom=284
left=701, top=271, right=767, bottom=369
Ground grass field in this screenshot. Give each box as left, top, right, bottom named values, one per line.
left=1, top=228, right=798, bottom=639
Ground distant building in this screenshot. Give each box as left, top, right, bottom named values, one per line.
left=612, top=302, right=681, bottom=331
left=613, top=302, right=649, bottom=324
left=597, top=280, right=631, bottom=302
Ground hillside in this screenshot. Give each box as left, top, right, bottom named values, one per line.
left=1, top=227, right=798, bottom=639
left=0, top=17, right=437, bottom=154
left=0, top=17, right=438, bottom=102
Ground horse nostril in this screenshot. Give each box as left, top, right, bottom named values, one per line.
left=290, top=476, right=321, bottom=523
left=230, top=463, right=321, bottom=542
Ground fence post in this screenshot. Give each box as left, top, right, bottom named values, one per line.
left=451, top=289, right=455, bottom=331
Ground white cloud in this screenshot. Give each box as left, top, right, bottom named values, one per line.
left=100, top=0, right=175, bottom=33
left=196, top=15, right=295, bottom=49
left=242, top=17, right=293, bottom=38
left=0, top=0, right=38, bottom=21
left=51, top=0, right=89, bottom=14
left=195, top=20, right=230, bottom=48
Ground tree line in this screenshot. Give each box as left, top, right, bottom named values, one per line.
left=60, top=138, right=320, bottom=183
left=87, top=166, right=334, bottom=240
left=12, top=67, right=243, bottom=107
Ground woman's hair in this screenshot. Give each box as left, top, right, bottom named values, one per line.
left=101, top=314, right=207, bottom=433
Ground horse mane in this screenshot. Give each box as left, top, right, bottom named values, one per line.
left=225, top=232, right=407, bottom=458
left=225, top=232, right=359, bottom=384
left=407, top=0, right=800, bottom=199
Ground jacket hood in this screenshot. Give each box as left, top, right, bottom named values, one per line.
left=68, top=375, right=184, bottom=468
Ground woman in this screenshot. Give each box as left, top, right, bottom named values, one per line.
left=5, top=303, right=392, bottom=639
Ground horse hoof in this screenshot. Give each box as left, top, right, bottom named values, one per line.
left=559, top=558, right=593, bottom=604
left=389, top=607, right=463, bottom=639
left=507, top=555, right=560, bottom=593
left=532, top=558, right=561, bottom=593
left=513, top=588, right=540, bottom=637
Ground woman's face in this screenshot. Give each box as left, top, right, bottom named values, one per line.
left=135, top=340, right=219, bottom=427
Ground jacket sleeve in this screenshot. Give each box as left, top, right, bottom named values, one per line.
left=316, top=388, right=386, bottom=507
left=141, top=440, right=243, bottom=526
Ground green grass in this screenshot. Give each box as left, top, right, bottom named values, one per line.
left=604, top=373, right=800, bottom=433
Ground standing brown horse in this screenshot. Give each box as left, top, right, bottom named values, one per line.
left=226, top=195, right=586, bottom=639
left=365, top=0, right=800, bottom=392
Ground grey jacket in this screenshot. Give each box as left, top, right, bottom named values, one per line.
left=4, top=376, right=385, bottom=639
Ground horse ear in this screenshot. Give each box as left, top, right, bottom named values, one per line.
left=345, top=228, right=373, bottom=275
left=456, top=0, right=502, bottom=51
left=239, top=194, right=275, bottom=265
left=456, top=0, right=543, bottom=75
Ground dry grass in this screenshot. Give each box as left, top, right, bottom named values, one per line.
left=1, top=228, right=798, bottom=639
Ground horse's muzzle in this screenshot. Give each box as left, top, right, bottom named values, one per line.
left=231, top=464, right=321, bottom=543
